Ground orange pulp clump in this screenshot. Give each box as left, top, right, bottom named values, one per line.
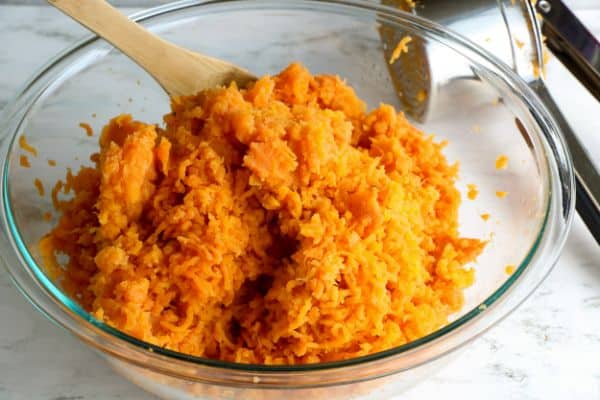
left=40, top=63, right=484, bottom=364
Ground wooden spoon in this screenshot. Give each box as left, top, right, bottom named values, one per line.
left=49, top=0, right=256, bottom=97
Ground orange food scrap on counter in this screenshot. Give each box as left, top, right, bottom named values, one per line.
left=40, top=63, right=485, bottom=365
left=480, top=213, right=490, bottom=221
left=19, top=155, right=31, bottom=168
left=19, top=135, right=38, bottom=157
left=50, top=180, right=64, bottom=210
left=467, top=184, right=479, bottom=200
left=389, top=36, right=412, bottom=65
left=505, top=265, right=516, bottom=275
left=79, top=122, right=94, bottom=137
left=496, top=191, right=507, bottom=198
left=34, top=178, right=45, bottom=197
left=495, top=155, right=509, bottom=170
left=48, top=159, right=57, bottom=167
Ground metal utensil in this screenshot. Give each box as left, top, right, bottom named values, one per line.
left=381, top=0, right=600, bottom=244
left=537, top=0, right=600, bottom=102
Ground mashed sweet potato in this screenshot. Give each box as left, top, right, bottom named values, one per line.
left=40, top=63, right=484, bottom=364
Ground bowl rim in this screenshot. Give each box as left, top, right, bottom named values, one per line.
left=0, top=0, right=574, bottom=380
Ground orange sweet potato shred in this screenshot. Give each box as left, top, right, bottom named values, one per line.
left=40, top=63, right=485, bottom=364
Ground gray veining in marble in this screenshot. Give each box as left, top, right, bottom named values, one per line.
left=0, top=3, right=599, bottom=400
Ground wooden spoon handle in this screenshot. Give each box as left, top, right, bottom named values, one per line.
left=48, top=0, right=255, bottom=96
left=49, top=0, right=174, bottom=79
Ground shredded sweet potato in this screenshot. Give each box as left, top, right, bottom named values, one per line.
left=467, top=184, right=479, bottom=200
left=389, top=36, right=412, bottom=65
left=20, top=155, right=31, bottom=168
left=41, top=63, right=484, bottom=364
left=19, top=135, right=38, bottom=156
left=495, top=155, right=509, bottom=170
left=34, top=178, right=45, bottom=197
left=79, top=122, right=94, bottom=137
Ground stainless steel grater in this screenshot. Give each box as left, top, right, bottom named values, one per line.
left=380, top=0, right=600, bottom=244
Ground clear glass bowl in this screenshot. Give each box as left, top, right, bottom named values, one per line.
left=0, top=1, right=574, bottom=399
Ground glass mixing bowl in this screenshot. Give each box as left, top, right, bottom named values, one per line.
left=0, top=1, right=574, bottom=399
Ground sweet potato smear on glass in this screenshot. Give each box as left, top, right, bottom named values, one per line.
left=40, top=63, right=484, bottom=364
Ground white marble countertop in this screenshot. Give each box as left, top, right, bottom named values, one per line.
left=0, top=3, right=599, bottom=400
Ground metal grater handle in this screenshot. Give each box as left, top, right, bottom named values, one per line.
left=536, top=0, right=600, bottom=102
left=531, top=82, right=600, bottom=244
left=534, top=0, right=600, bottom=244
